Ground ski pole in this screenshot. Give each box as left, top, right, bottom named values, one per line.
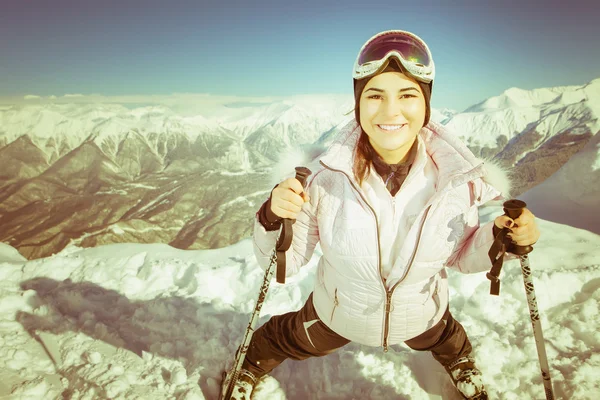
left=504, top=200, right=554, bottom=400
left=221, top=166, right=312, bottom=400
left=488, top=200, right=554, bottom=400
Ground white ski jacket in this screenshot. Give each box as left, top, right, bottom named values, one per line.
left=253, top=119, right=510, bottom=349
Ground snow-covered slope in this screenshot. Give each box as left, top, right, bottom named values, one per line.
left=521, top=129, right=600, bottom=234
left=0, top=209, right=599, bottom=399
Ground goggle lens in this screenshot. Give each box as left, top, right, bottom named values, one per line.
left=358, top=32, right=431, bottom=67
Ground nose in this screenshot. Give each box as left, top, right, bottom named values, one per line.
left=381, top=97, right=405, bottom=119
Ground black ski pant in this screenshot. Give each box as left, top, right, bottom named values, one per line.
left=242, top=292, right=472, bottom=378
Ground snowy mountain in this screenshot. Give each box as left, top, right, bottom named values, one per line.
left=1, top=207, right=599, bottom=399
left=0, top=96, right=352, bottom=259
left=446, top=78, right=600, bottom=195
left=0, top=103, right=248, bottom=171
left=1, top=80, right=598, bottom=259
left=430, top=108, right=457, bottom=125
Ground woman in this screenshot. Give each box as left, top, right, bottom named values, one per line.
left=222, top=30, right=540, bottom=400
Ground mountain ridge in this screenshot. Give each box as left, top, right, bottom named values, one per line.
left=1, top=78, right=598, bottom=258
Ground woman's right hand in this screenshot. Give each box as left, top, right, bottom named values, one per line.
left=270, top=178, right=310, bottom=220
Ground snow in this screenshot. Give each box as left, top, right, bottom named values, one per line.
left=220, top=170, right=254, bottom=176
left=449, top=79, right=599, bottom=149
left=3, top=79, right=597, bottom=175
left=1, top=206, right=599, bottom=399
left=467, top=83, right=585, bottom=113
left=446, top=107, right=541, bottom=149
left=126, top=183, right=158, bottom=190
left=0, top=103, right=223, bottom=159
left=0, top=95, right=352, bottom=156
left=221, top=191, right=271, bottom=208
left=128, top=185, right=182, bottom=218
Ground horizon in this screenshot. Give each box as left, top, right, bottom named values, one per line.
left=1, top=75, right=598, bottom=119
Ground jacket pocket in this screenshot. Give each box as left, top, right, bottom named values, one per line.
left=330, top=288, right=339, bottom=324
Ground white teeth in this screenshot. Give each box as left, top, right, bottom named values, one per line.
left=378, top=124, right=404, bottom=131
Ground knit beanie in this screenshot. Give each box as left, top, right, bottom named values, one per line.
left=353, top=58, right=432, bottom=128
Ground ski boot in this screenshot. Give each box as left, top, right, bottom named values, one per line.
left=445, top=356, right=488, bottom=400
left=220, top=366, right=259, bottom=400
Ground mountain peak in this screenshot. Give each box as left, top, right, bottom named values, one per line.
left=464, top=80, right=596, bottom=113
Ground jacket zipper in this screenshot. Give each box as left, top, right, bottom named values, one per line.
left=382, top=204, right=431, bottom=352
left=432, top=279, right=440, bottom=313
left=330, top=288, right=339, bottom=323
left=383, top=291, right=393, bottom=351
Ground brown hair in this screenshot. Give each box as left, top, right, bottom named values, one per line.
left=351, top=59, right=432, bottom=186
left=353, top=128, right=374, bottom=187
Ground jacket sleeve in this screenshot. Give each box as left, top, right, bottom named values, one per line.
left=446, top=211, right=497, bottom=274
left=252, top=176, right=321, bottom=278
left=446, top=180, right=518, bottom=274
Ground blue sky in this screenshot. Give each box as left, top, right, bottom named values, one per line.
left=1, top=0, right=599, bottom=111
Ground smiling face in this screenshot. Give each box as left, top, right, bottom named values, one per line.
left=358, top=71, right=426, bottom=164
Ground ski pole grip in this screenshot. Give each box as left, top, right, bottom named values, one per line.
left=276, top=166, right=313, bottom=246
left=276, top=167, right=313, bottom=250
left=294, top=166, right=312, bottom=189
left=276, top=167, right=312, bottom=284
left=503, top=199, right=533, bottom=255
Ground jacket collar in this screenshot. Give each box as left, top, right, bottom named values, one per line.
left=319, top=119, right=504, bottom=202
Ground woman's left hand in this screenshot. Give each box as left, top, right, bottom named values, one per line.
left=494, top=208, right=540, bottom=246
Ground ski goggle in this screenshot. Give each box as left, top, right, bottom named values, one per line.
left=352, top=30, right=435, bottom=84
